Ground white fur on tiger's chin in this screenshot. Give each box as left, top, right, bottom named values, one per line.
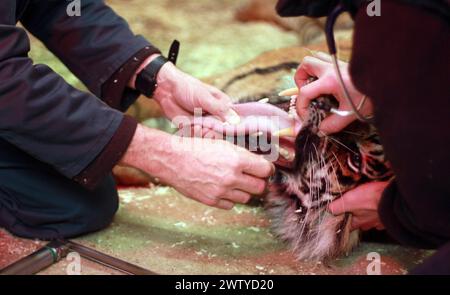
left=265, top=194, right=360, bottom=261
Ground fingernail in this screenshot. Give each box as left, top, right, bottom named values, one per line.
left=225, top=109, right=241, bottom=125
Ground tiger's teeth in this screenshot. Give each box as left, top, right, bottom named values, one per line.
left=295, top=208, right=303, bottom=213
left=273, top=128, right=295, bottom=138
left=276, top=145, right=295, bottom=161
left=258, top=98, right=270, bottom=104
left=279, top=87, right=299, bottom=97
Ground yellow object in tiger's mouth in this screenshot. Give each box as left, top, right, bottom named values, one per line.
left=278, top=87, right=299, bottom=97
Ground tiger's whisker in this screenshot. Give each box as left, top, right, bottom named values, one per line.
left=327, top=136, right=358, bottom=156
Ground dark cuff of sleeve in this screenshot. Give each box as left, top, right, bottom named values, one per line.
left=73, top=115, right=138, bottom=190
left=102, top=46, right=161, bottom=112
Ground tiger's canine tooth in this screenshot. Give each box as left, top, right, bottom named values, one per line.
left=279, top=148, right=294, bottom=161
left=278, top=87, right=299, bottom=97
left=274, top=144, right=295, bottom=161
left=258, top=98, right=270, bottom=104
left=273, top=127, right=295, bottom=138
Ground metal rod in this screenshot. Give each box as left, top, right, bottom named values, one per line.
left=0, top=240, right=157, bottom=275
left=0, top=240, right=69, bottom=275
left=64, top=240, right=157, bottom=275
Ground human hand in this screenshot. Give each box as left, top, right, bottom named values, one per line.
left=121, top=125, right=274, bottom=210
left=328, top=181, right=389, bottom=231
left=130, top=54, right=237, bottom=123
left=153, top=61, right=240, bottom=124
left=295, top=52, right=373, bottom=135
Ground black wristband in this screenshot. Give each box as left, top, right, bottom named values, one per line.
left=135, top=56, right=168, bottom=98
left=135, top=40, right=180, bottom=98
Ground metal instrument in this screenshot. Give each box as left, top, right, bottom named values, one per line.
left=0, top=239, right=157, bottom=275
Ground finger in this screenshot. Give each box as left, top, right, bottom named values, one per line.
left=223, top=190, right=252, bottom=204
left=310, top=51, right=349, bottom=68
left=197, top=91, right=229, bottom=118
left=159, top=99, right=191, bottom=120
left=206, top=84, right=233, bottom=105
left=329, top=182, right=382, bottom=215
left=234, top=174, right=267, bottom=196
left=319, top=113, right=356, bottom=135
left=295, top=56, right=330, bottom=86
left=199, top=86, right=234, bottom=122
left=192, top=125, right=203, bottom=138
left=296, top=78, right=333, bottom=120
left=216, top=199, right=235, bottom=210
left=351, top=216, right=363, bottom=230
left=329, top=189, right=367, bottom=216
left=239, top=152, right=274, bottom=178
left=312, top=51, right=334, bottom=63
left=330, top=181, right=389, bottom=215
left=352, top=215, right=378, bottom=231
left=202, top=128, right=222, bottom=139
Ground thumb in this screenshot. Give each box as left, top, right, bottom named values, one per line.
left=296, top=78, right=333, bottom=121
left=319, top=113, right=355, bottom=135
left=329, top=188, right=361, bottom=215
left=329, top=196, right=347, bottom=216
left=199, top=86, right=237, bottom=123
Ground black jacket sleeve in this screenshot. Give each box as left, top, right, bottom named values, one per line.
left=0, top=1, right=157, bottom=184
left=20, top=0, right=159, bottom=102
left=0, top=23, right=124, bottom=179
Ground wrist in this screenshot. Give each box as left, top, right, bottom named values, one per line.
left=131, top=40, right=180, bottom=93
left=152, top=62, right=177, bottom=101
left=128, top=53, right=162, bottom=89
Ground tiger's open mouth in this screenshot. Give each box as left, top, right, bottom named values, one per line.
left=182, top=100, right=302, bottom=167
left=184, top=89, right=391, bottom=261
left=264, top=95, right=393, bottom=261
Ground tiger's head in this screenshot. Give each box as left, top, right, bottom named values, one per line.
left=265, top=95, right=393, bottom=261
left=205, top=49, right=393, bottom=261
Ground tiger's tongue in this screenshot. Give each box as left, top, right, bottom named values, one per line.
left=198, top=102, right=302, bottom=136
left=192, top=102, right=301, bottom=167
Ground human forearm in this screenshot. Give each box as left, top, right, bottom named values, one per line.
left=21, top=0, right=159, bottom=98
left=121, top=124, right=273, bottom=210
left=120, top=124, right=175, bottom=181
